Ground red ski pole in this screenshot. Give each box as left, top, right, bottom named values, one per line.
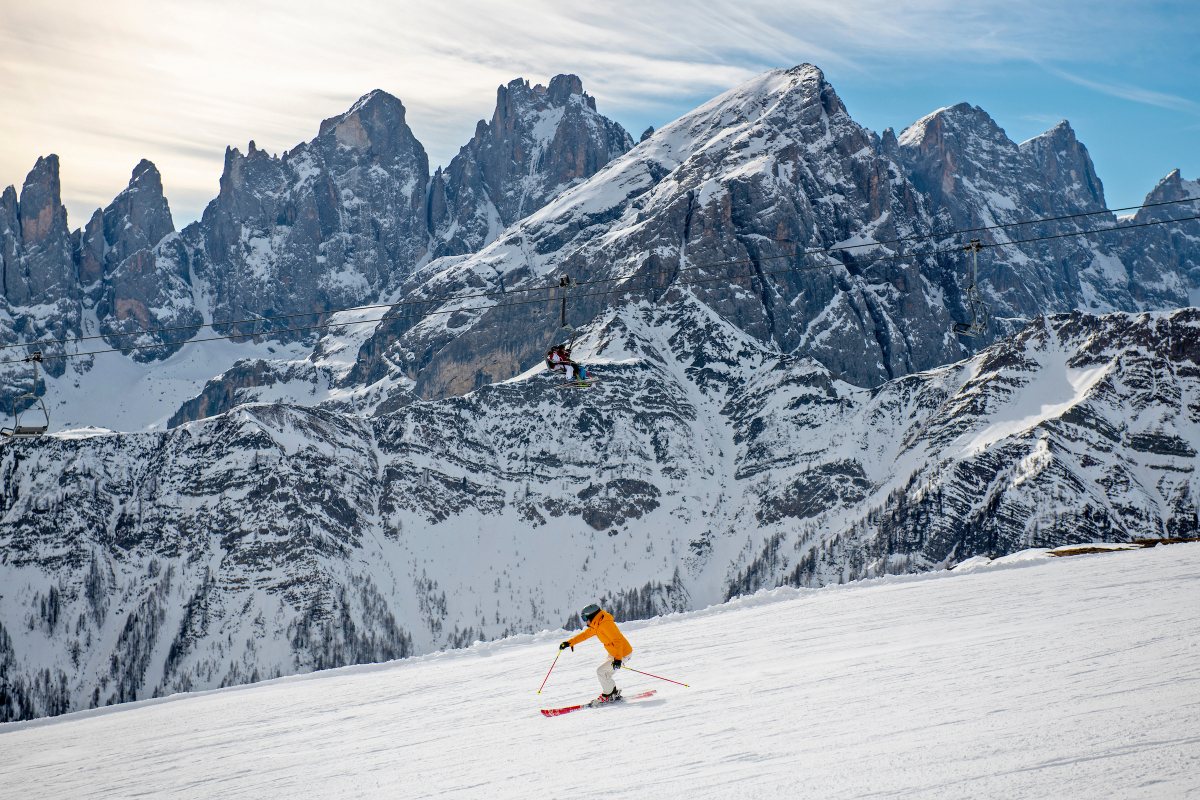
left=537, top=650, right=562, bottom=694
left=618, top=664, right=689, bottom=687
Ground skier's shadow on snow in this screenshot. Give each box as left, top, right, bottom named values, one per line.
left=622, top=698, right=667, bottom=710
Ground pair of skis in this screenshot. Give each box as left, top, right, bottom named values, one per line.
left=541, top=689, right=657, bottom=717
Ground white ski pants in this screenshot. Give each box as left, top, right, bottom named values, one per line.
left=597, top=656, right=618, bottom=694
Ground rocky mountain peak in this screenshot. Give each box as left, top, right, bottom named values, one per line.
left=546, top=73, right=591, bottom=108
left=4, top=154, right=76, bottom=310
left=190, top=88, right=429, bottom=344
left=495, top=74, right=592, bottom=119
left=1127, top=169, right=1200, bottom=291
left=894, top=101, right=1190, bottom=320
left=897, top=103, right=1018, bottom=215
left=1, top=184, right=20, bottom=258
left=426, top=73, right=633, bottom=258
left=102, top=159, right=175, bottom=269
left=653, top=65, right=854, bottom=168
left=318, top=90, right=413, bottom=156
left=1018, top=119, right=1105, bottom=211
left=1138, top=168, right=1200, bottom=211
left=131, top=157, right=159, bottom=183
left=18, top=154, right=69, bottom=248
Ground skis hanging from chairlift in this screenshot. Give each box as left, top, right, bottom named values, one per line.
left=952, top=238, right=989, bottom=338
left=2, top=351, right=50, bottom=438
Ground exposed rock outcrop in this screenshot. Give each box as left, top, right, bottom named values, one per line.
left=0, top=155, right=81, bottom=382
left=188, top=91, right=431, bottom=341
left=93, top=160, right=202, bottom=359
left=428, top=74, right=633, bottom=259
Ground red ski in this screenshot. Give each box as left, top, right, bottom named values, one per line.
left=541, top=690, right=656, bottom=717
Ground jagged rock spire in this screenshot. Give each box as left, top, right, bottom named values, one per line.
left=427, top=74, right=634, bottom=258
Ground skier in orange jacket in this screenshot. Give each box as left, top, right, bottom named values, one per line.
left=560, top=603, right=632, bottom=701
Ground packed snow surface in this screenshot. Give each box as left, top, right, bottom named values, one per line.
left=3, top=544, right=1198, bottom=799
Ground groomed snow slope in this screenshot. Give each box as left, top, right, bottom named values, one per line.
left=3, top=544, right=1198, bottom=799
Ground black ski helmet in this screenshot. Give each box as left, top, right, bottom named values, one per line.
left=580, top=603, right=601, bottom=623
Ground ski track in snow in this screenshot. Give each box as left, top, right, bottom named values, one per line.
left=3, top=543, right=1198, bottom=799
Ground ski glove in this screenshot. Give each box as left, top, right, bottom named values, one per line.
left=560, top=641, right=572, bottom=651
left=612, top=659, right=622, bottom=670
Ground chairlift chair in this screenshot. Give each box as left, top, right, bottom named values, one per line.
left=1, top=351, right=50, bottom=438
left=952, top=239, right=989, bottom=338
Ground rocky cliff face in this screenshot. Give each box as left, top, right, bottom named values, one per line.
left=894, top=106, right=1193, bottom=319
left=187, top=91, right=431, bottom=342
left=0, top=156, right=80, bottom=383
left=428, top=74, right=634, bottom=259
left=1125, top=170, right=1200, bottom=300
left=5, top=157, right=78, bottom=309
left=90, top=160, right=203, bottom=360
left=4, top=302, right=1199, bottom=722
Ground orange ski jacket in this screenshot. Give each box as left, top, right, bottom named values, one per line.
left=568, top=609, right=632, bottom=659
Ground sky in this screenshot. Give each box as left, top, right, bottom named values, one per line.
left=2, top=0, right=1197, bottom=230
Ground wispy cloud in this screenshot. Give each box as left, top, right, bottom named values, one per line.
left=1040, top=63, right=1199, bottom=113
left=1018, top=113, right=1068, bottom=126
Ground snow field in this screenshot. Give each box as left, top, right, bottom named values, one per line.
left=2, top=544, right=1198, bottom=799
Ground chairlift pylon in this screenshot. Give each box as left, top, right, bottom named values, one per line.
left=556, top=275, right=578, bottom=355
left=2, top=351, right=50, bottom=438
left=952, top=239, right=989, bottom=338
left=544, top=274, right=598, bottom=388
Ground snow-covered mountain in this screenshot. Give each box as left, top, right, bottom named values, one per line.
left=174, top=66, right=1200, bottom=417
left=894, top=105, right=1196, bottom=315
left=4, top=298, right=1200, bottom=721
left=333, top=65, right=964, bottom=400
left=1, top=66, right=1196, bottom=424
